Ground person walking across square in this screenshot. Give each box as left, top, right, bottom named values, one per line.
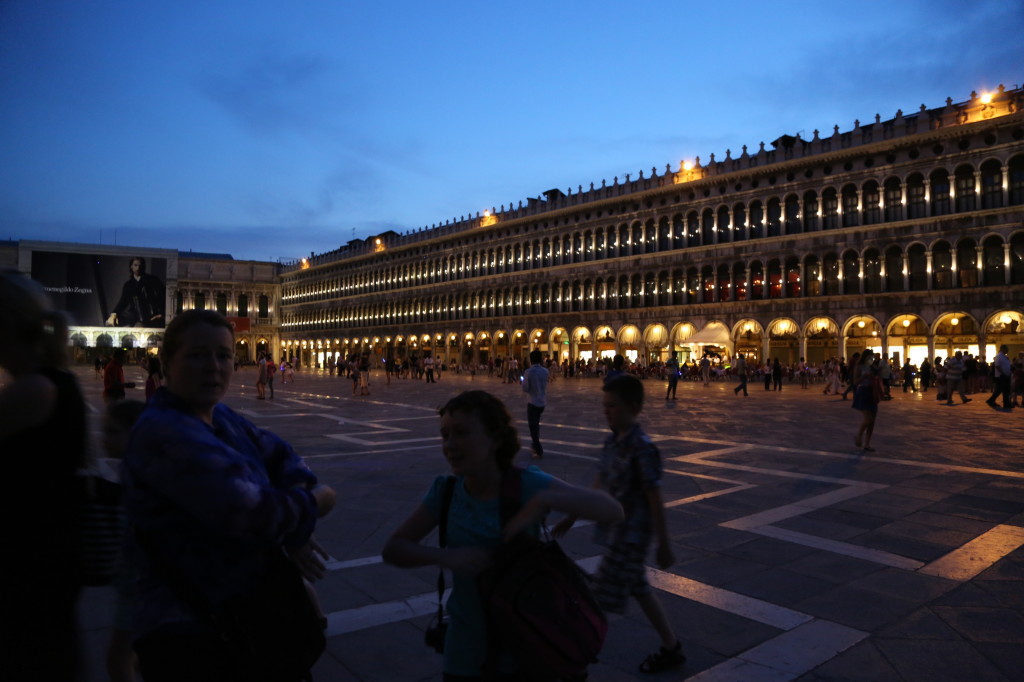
left=555, top=374, right=685, bottom=674
left=987, top=344, right=1013, bottom=410
left=522, top=349, right=549, bottom=459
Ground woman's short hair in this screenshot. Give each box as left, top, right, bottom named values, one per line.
left=160, top=310, right=234, bottom=366
left=439, top=390, right=520, bottom=470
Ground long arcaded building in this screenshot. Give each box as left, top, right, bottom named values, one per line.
left=279, top=87, right=1024, bottom=370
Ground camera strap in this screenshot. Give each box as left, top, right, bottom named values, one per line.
left=435, top=476, right=457, bottom=621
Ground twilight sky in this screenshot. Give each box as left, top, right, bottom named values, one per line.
left=2, top=1, right=1022, bottom=263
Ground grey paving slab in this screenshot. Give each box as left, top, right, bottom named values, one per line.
left=57, top=366, right=1024, bottom=681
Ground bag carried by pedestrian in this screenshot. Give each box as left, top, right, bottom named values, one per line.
left=138, top=531, right=326, bottom=682
left=476, top=467, right=608, bottom=680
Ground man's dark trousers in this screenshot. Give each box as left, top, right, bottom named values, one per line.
left=527, top=403, right=545, bottom=457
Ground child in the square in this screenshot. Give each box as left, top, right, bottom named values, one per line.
left=555, top=374, right=685, bottom=674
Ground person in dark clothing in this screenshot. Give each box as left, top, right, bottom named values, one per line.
left=771, top=358, right=783, bottom=391
left=0, top=270, right=89, bottom=682
left=106, top=257, right=165, bottom=327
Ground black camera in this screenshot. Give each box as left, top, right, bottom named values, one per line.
left=424, top=615, right=448, bottom=653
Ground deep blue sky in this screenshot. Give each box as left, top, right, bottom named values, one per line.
left=2, top=1, right=1022, bottom=263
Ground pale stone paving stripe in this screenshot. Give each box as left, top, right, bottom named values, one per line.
left=919, top=524, right=1024, bottom=581
left=720, top=485, right=887, bottom=530
left=686, top=620, right=868, bottom=682
left=753, top=526, right=924, bottom=570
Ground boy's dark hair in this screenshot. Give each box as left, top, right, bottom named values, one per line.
left=602, top=374, right=644, bottom=411
left=529, top=349, right=543, bottom=364
left=439, top=390, right=520, bottom=470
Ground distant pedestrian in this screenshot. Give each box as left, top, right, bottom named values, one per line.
left=522, top=349, right=549, bottom=458
left=266, top=356, right=276, bottom=398
left=771, top=358, right=783, bottom=391
left=851, top=349, right=880, bottom=451
left=733, top=354, right=748, bottom=396
left=944, top=352, right=970, bottom=405
left=986, top=344, right=1013, bottom=410
left=256, top=352, right=267, bottom=400
left=665, top=352, right=680, bottom=400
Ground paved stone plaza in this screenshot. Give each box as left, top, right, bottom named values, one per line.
left=75, top=366, right=1024, bottom=681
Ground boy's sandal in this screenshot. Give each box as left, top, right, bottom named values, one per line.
left=639, top=642, right=686, bottom=673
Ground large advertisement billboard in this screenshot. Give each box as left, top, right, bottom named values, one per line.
left=31, top=251, right=168, bottom=328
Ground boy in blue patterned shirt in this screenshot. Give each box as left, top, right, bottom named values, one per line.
left=556, top=374, right=685, bottom=673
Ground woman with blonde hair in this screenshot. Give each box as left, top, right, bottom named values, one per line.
left=0, top=270, right=88, bottom=681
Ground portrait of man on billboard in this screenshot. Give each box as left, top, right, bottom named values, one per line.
left=105, top=256, right=165, bottom=327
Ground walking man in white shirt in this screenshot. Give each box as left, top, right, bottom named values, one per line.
left=523, top=349, right=549, bottom=458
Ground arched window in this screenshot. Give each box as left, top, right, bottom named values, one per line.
left=932, top=241, right=953, bottom=289
left=784, top=257, right=800, bottom=297
left=803, top=191, right=819, bottom=231
left=700, top=265, right=714, bottom=302
left=883, top=177, right=903, bottom=222
left=823, top=253, right=840, bottom=295
left=863, top=249, right=882, bottom=293
left=733, top=262, right=747, bottom=301
left=258, top=294, right=269, bottom=318
left=930, top=169, right=951, bottom=215
left=671, top=216, right=685, bottom=249
left=822, top=188, right=839, bottom=229
left=749, top=201, right=764, bottom=239
left=908, top=244, right=927, bottom=291
left=956, top=239, right=978, bottom=287
left=658, top=219, right=671, bottom=251
left=954, top=164, right=977, bottom=212
left=841, top=185, right=859, bottom=227
left=194, top=292, right=206, bottom=311
left=980, top=160, right=1003, bottom=209
left=804, top=255, right=821, bottom=296
left=1011, top=232, right=1024, bottom=284
left=767, top=259, right=782, bottom=298
left=643, top=273, right=656, bottom=307
left=766, top=198, right=782, bottom=237
left=842, top=251, right=859, bottom=295
left=672, top=270, right=685, bottom=305
left=732, top=203, right=747, bottom=241
left=884, top=245, right=901, bottom=290
left=701, top=209, right=715, bottom=245
left=862, top=181, right=881, bottom=225
left=175, top=291, right=184, bottom=315
left=717, top=207, right=731, bottom=243
left=717, top=264, right=731, bottom=302
left=983, top=235, right=1005, bottom=286
left=750, top=261, right=765, bottom=300
left=784, top=195, right=801, bottom=234
left=1010, top=155, right=1024, bottom=205
left=686, top=212, right=699, bottom=248
left=686, top=268, right=699, bottom=305
left=215, top=292, right=227, bottom=316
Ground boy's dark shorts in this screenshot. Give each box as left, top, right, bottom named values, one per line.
left=592, top=542, right=650, bottom=614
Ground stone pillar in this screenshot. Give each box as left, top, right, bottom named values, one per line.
left=902, top=254, right=910, bottom=291
left=857, top=257, right=865, bottom=294
left=925, top=252, right=934, bottom=290
left=797, top=262, right=806, bottom=297
left=799, top=335, right=808, bottom=363
left=976, top=245, right=985, bottom=286
left=1005, top=243, right=1012, bottom=285
left=745, top=268, right=752, bottom=301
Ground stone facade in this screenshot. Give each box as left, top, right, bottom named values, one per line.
left=279, top=87, right=1024, bottom=369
